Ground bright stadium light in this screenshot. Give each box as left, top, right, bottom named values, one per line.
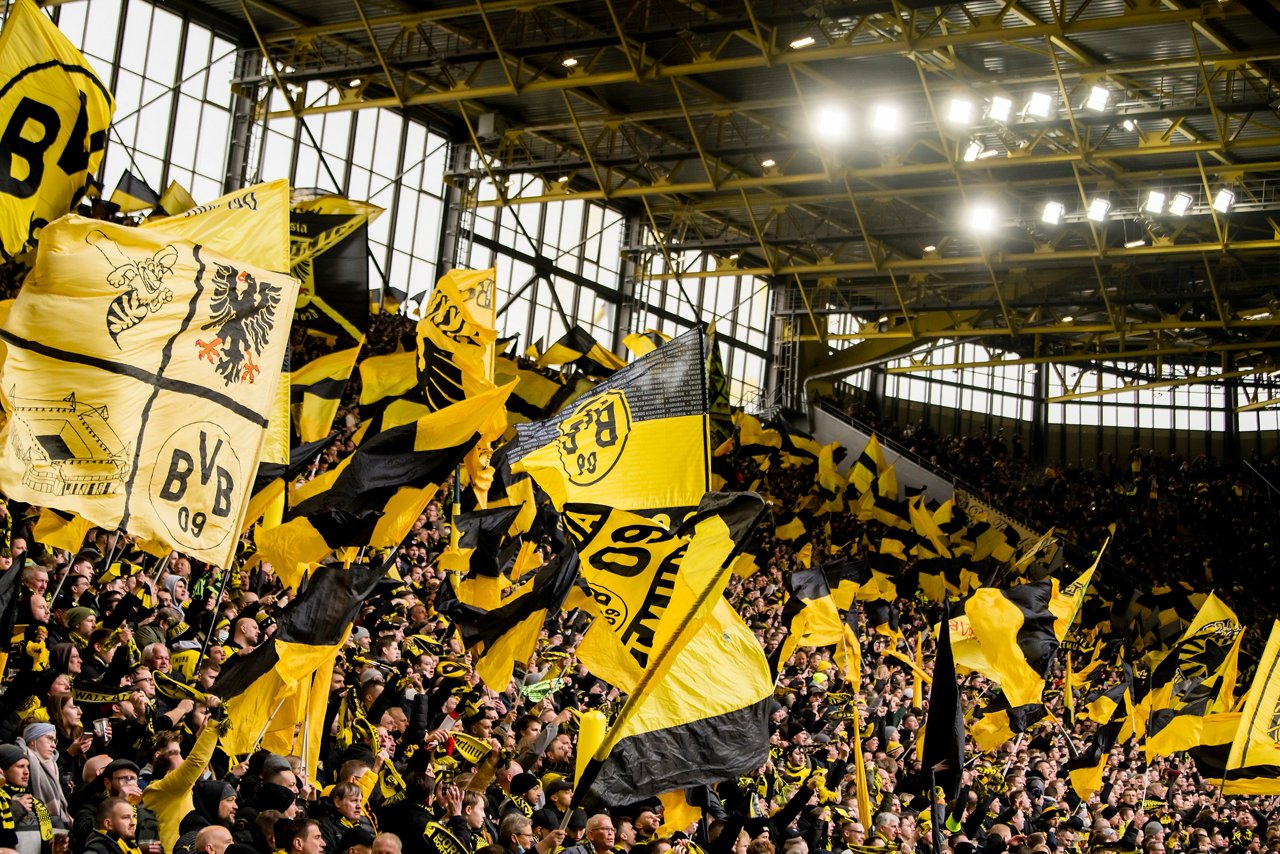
left=1026, top=91, right=1053, bottom=118
left=1169, top=192, right=1194, bottom=215
left=1144, top=190, right=1166, bottom=214
left=1087, top=197, right=1111, bottom=222
left=1041, top=201, right=1065, bottom=225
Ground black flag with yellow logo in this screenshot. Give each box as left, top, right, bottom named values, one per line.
left=509, top=328, right=708, bottom=512
left=289, top=195, right=381, bottom=341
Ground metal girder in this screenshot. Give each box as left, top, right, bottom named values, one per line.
left=1046, top=366, right=1273, bottom=403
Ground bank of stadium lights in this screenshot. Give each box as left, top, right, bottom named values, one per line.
left=1041, top=200, right=1065, bottom=225
left=962, top=140, right=983, bottom=162
left=1213, top=187, right=1235, bottom=213
left=1169, top=192, right=1194, bottom=215
left=1144, top=190, right=1166, bottom=214
left=1087, top=198, right=1111, bottom=222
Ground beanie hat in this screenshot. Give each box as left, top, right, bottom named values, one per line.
left=65, top=606, right=94, bottom=628
left=0, top=744, right=27, bottom=770
left=22, top=722, right=56, bottom=743
left=510, top=772, right=540, bottom=796
left=256, top=782, right=297, bottom=813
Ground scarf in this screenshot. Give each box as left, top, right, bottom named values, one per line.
left=2, top=784, right=52, bottom=840
left=509, top=794, right=534, bottom=818
left=18, top=743, right=67, bottom=825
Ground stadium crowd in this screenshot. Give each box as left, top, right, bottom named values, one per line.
left=0, top=312, right=1273, bottom=854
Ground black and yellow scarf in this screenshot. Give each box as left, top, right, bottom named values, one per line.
left=509, top=794, right=534, bottom=818
left=1, top=785, right=51, bottom=841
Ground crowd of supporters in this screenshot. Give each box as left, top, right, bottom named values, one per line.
left=0, top=312, right=1274, bottom=854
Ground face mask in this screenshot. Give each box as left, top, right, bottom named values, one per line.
left=215, top=630, right=229, bottom=644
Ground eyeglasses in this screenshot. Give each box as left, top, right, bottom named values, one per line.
left=112, top=775, right=138, bottom=784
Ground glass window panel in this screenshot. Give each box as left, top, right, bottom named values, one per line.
left=83, top=0, right=123, bottom=64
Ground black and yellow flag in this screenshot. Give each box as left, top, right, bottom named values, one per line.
left=155, top=180, right=197, bottom=217
left=256, top=384, right=512, bottom=588
left=577, top=597, right=773, bottom=804
left=0, top=0, right=114, bottom=259
left=1218, top=621, right=1280, bottom=793
left=242, top=435, right=330, bottom=533
left=964, top=580, right=1059, bottom=707
left=0, top=555, right=23, bottom=674
left=1143, top=592, right=1241, bottom=759
left=215, top=560, right=387, bottom=769
left=923, top=607, right=965, bottom=802
left=1065, top=720, right=1121, bottom=800
left=290, top=194, right=382, bottom=341
left=358, top=350, right=417, bottom=406
left=538, top=325, right=626, bottom=376
left=0, top=215, right=298, bottom=569
left=109, top=170, right=160, bottom=213
left=437, top=547, right=580, bottom=691
left=849, top=434, right=887, bottom=495
left=622, top=329, right=670, bottom=358
left=565, top=493, right=765, bottom=692
left=441, top=506, right=522, bottom=611
left=509, top=328, right=709, bottom=511
left=291, top=344, right=361, bottom=442
left=773, top=565, right=861, bottom=685
left=31, top=506, right=92, bottom=553
left=969, top=693, right=1049, bottom=754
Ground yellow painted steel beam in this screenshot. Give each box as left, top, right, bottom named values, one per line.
left=882, top=338, right=1280, bottom=371
left=1046, top=366, right=1272, bottom=403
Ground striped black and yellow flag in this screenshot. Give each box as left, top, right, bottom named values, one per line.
left=1143, top=592, right=1242, bottom=759
left=436, top=547, right=580, bottom=691
left=109, top=170, right=160, bottom=213
left=242, top=434, right=331, bottom=533
left=1218, top=621, right=1280, bottom=793
left=623, top=329, right=670, bottom=358
left=31, top=507, right=93, bottom=554
left=510, top=328, right=708, bottom=512
left=290, top=344, right=362, bottom=442
left=256, top=384, right=512, bottom=588
left=0, top=0, right=114, bottom=259
left=718, top=411, right=781, bottom=458
left=969, top=692, right=1049, bottom=754
left=358, top=350, right=417, bottom=406
left=964, top=580, right=1059, bottom=706
left=772, top=564, right=861, bottom=684
left=215, top=561, right=387, bottom=770
left=1065, top=720, right=1122, bottom=799
left=1188, top=711, right=1242, bottom=785
left=538, top=325, right=625, bottom=376
left=576, top=596, right=773, bottom=804
left=441, top=506, right=522, bottom=611
left=849, top=434, right=886, bottom=496
left=566, top=492, right=764, bottom=692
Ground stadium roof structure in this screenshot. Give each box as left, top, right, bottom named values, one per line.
left=182, top=0, right=1280, bottom=390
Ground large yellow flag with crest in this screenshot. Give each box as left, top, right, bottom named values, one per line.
left=0, top=215, right=298, bottom=568
left=0, top=0, right=114, bottom=259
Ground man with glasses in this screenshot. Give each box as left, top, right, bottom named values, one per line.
left=499, top=813, right=564, bottom=854
left=72, top=760, right=161, bottom=854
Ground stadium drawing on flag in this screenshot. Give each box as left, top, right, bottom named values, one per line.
left=5, top=390, right=129, bottom=496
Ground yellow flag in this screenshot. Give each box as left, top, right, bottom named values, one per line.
left=510, top=329, right=709, bottom=511
left=291, top=344, right=361, bottom=442
left=416, top=268, right=503, bottom=440
left=358, top=350, right=416, bottom=405
left=0, top=216, right=298, bottom=568
left=31, top=507, right=92, bottom=553
left=140, top=180, right=291, bottom=272
left=1222, top=622, right=1280, bottom=793
left=0, top=0, right=114, bottom=258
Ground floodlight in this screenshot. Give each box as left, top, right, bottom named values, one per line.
left=963, top=140, right=983, bottom=162
left=968, top=203, right=997, bottom=232
left=1124, top=238, right=1146, bottom=248
left=812, top=104, right=851, bottom=143
left=561, top=56, right=578, bottom=68
left=1144, top=190, right=1165, bottom=214
left=761, top=158, right=776, bottom=168
left=1041, top=201, right=1065, bottom=225
left=872, top=103, right=901, bottom=134
left=990, top=96, right=1013, bottom=122
left=1026, top=91, right=1053, bottom=118
left=1087, top=197, right=1110, bottom=222
left=1169, top=192, right=1193, bottom=215
left=790, top=35, right=816, bottom=49
left=1213, top=187, right=1235, bottom=213
left=1122, top=118, right=1136, bottom=132
left=1085, top=85, right=1109, bottom=111
left=948, top=98, right=973, bottom=124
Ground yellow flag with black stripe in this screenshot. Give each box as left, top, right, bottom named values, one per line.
left=358, top=350, right=417, bottom=405
left=0, top=0, right=114, bottom=259
left=849, top=434, right=886, bottom=495
left=1065, top=720, right=1121, bottom=799
left=964, top=580, right=1059, bottom=707
left=291, top=344, right=361, bottom=442
left=539, top=325, right=625, bottom=375
left=0, top=215, right=298, bottom=569
left=509, top=328, right=709, bottom=512
left=1220, top=621, right=1280, bottom=793
left=416, top=268, right=503, bottom=441
left=31, top=506, right=93, bottom=553
left=109, top=170, right=160, bottom=213
left=1143, top=592, right=1242, bottom=759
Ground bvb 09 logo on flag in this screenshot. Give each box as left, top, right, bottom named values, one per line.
left=555, top=389, right=632, bottom=486
left=148, top=421, right=241, bottom=552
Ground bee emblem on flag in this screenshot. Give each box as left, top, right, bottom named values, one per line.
left=88, top=230, right=177, bottom=345
left=197, top=263, right=282, bottom=385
